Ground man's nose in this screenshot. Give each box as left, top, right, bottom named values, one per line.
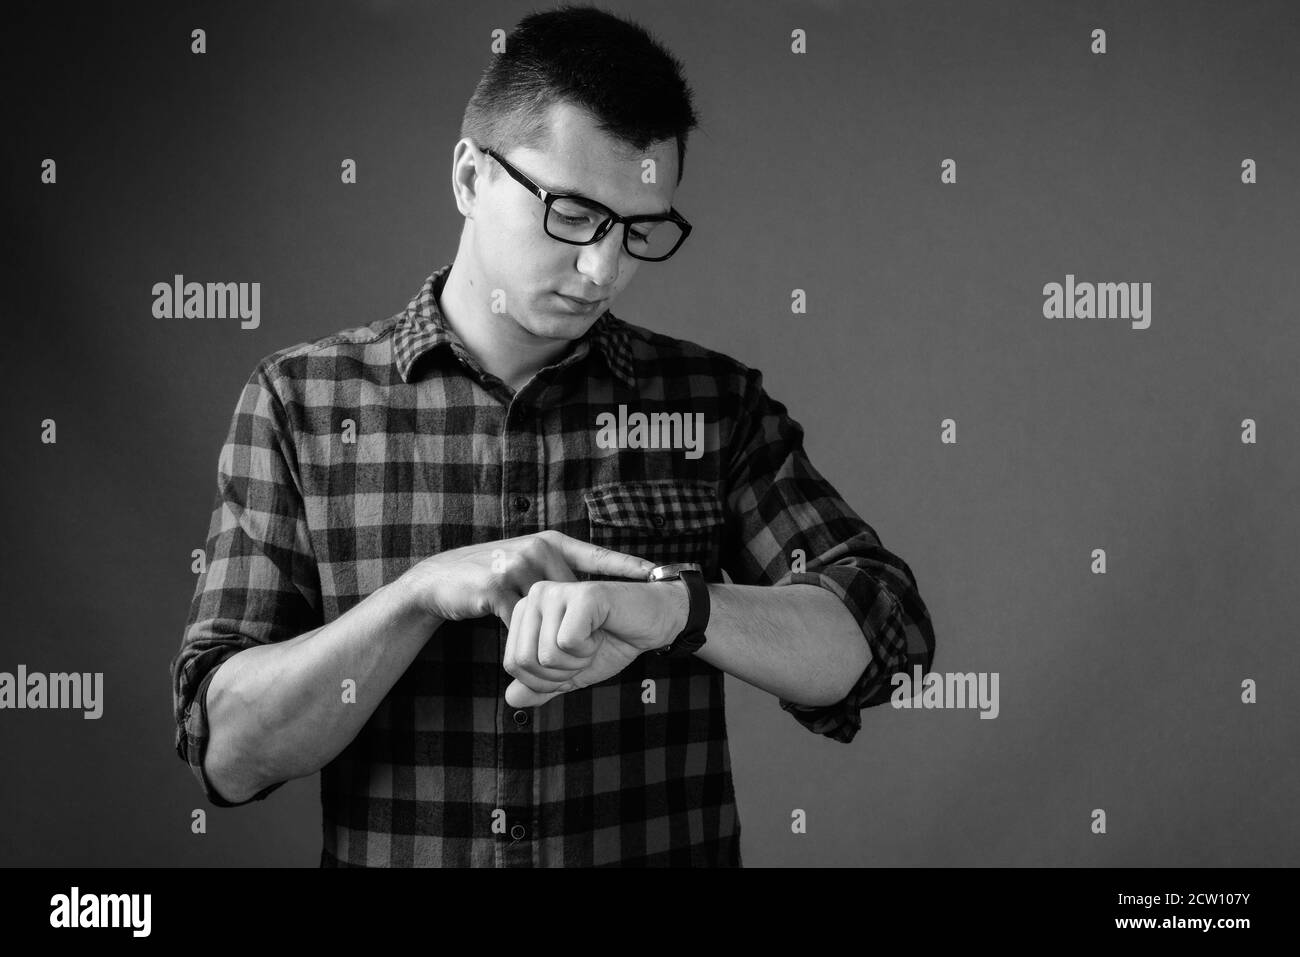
left=576, top=223, right=623, bottom=287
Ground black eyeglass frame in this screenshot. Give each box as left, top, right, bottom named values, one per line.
left=481, top=145, right=693, bottom=262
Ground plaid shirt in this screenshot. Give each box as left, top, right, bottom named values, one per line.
left=171, top=262, right=936, bottom=867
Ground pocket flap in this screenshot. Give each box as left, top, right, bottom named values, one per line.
left=584, top=479, right=724, bottom=534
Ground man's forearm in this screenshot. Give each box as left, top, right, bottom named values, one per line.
left=691, top=583, right=871, bottom=707
left=203, top=577, right=439, bottom=803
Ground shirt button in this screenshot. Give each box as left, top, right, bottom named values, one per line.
left=513, top=709, right=529, bottom=727
left=651, top=513, right=666, bottom=528
left=513, top=495, right=531, bottom=513
left=510, top=824, right=526, bottom=841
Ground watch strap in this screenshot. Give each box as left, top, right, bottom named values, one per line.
left=654, top=565, right=710, bottom=657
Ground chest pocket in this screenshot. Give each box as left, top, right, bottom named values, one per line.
left=583, top=479, right=726, bottom=581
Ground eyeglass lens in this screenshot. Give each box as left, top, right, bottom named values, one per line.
left=546, top=196, right=684, bottom=261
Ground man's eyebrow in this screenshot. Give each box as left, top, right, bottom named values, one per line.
left=533, top=171, right=586, bottom=197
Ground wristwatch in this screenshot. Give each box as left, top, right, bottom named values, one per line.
left=647, top=562, right=710, bottom=657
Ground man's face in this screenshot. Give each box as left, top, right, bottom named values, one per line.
left=470, top=101, right=680, bottom=343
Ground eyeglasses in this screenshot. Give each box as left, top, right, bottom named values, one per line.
left=481, top=145, right=692, bottom=262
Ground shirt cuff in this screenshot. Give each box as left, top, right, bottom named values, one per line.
left=775, top=567, right=920, bottom=744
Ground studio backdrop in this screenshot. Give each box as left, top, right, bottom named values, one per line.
left=3, top=0, right=1297, bottom=866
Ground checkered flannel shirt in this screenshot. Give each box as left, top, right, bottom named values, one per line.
left=170, top=262, right=936, bottom=866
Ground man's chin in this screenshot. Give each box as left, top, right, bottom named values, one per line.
left=519, top=311, right=601, bottom=341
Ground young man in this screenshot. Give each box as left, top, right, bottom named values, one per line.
left=171, top=4, right=935, bottom=867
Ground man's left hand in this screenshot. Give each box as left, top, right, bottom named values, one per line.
left=503, top=580, right=688, bottom=708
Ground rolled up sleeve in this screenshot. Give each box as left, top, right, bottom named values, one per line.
left=170, top=359, right=322, bottom=805
left=722, top=367, right=937, bottom=744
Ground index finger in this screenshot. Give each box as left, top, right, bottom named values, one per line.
left=542, top=531, right=654, bottom=580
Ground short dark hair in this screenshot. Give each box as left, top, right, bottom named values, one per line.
left=460, top=4, right=700, bottom=186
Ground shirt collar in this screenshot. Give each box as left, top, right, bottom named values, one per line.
left=393, top=263, right=636, bottom=388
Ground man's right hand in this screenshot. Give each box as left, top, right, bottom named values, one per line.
left=397, top=530, right=655, bottom=628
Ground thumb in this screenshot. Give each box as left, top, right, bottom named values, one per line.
left=505, top=678, right=561, bottom=709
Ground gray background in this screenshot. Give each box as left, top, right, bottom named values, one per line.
left=3, top=0, right=1297, bottom=866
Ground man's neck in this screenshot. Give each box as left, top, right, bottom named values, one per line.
left=438, top=258, right=577, bottom=394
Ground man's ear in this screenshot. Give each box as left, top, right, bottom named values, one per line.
left=451, top=139, right=488, bottom=218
